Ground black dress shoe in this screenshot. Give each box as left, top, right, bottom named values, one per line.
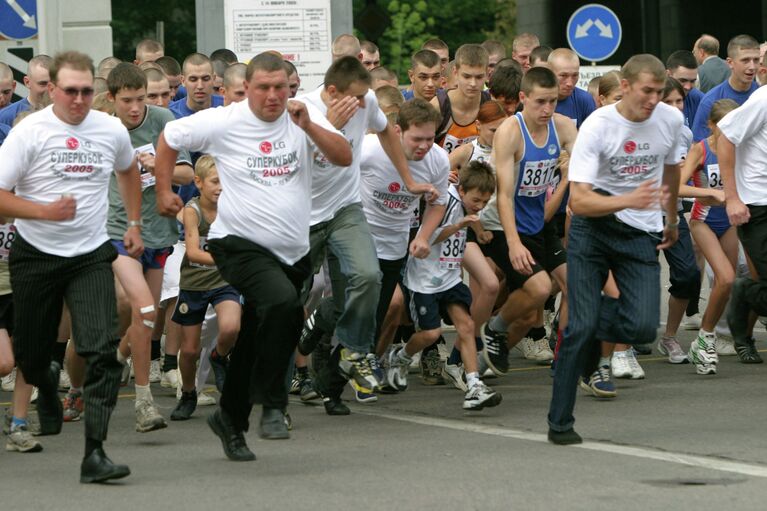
left=37, top=361, right=63, bottom=436
left=259, top=408, right=290, bottom=440
left=207, top=408, right=256, bottom=461
left=80, top=448, right=131, bottom=484
left=548, top=428, right=583, bottom=445
left=170, top=390, right=197, bottom=421
left=323, top=397, right=350, bottom=416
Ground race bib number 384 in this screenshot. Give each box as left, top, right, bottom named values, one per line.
left=0, top=224, right=16, bottom=262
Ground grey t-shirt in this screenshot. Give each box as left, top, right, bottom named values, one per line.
left=107, top=105, right=191, bottom=248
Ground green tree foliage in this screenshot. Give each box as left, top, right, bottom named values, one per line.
left=354, top=0, right=512, bottom=81
left=111, top=0, right=196, bottom=62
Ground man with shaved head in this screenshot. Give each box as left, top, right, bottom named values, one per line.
left=169, top=53, right=224, bottom=119
left=0, top=63, right=15, bottom=109
left=548, top=48, right=596, bottom=128
left=135, top=39, right=164, bottom=65
left=512, top=33, right=540, bottom=73
left=0, top=55, right=52, bottom=126
left=332, top=34, right=362, bottom=61
left=221, top=63, right=246, bottom=106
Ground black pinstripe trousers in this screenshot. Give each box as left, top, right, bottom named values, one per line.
left=10, top=234, right=123, bottom=442
left=548, top=214, right=661, bottom=432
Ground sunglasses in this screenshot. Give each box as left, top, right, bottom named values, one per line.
left=56, top=84, right=95, bottom=98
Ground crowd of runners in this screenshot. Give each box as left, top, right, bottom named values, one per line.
left=1, top=28, right=767, bottom=483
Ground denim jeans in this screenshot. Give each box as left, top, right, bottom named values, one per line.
left=548, top=215, right=661, bottom=432
left=305, top=203, right=382, bottom=353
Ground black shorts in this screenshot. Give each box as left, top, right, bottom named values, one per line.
left=551, top=212, right=567, bottom=239
left=403, top=282, right=472, bottom=331
left=479, top=223, right=566, bottom=291
left=172, top=285, right=241, bottom=326
left=0, top=293, right=13, bottom=336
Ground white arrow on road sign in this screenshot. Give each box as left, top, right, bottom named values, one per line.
left=594, top=19, right=613, bottom=38
left=6, top=0, right=36, bottom=29
left=575, top=19, right=594, bottom=38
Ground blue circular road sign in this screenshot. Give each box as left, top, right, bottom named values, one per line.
left=0, top=0, right=38, bottom=40
left=566, top=4, right=621, bottom=62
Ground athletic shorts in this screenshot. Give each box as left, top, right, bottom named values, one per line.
left=551, top=212, right=567, bottom=239
left=403, top=281, right=472, bottom=331
left=172, top=285, right=241, bottom=326
left=479, top=222, right=566, bottom=292
left=111, top=240, right=172, bottom=271
left=0, top=293, right=13, bottom=336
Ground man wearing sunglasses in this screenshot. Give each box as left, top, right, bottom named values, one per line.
left=0, top=51, right=143, bottom=483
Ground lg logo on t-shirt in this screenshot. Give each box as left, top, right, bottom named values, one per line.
left=259, top=140, right=287, bottom=154
left=623, top=141, right=650, bottom=154
left=609, top=140, right=659, bottom=180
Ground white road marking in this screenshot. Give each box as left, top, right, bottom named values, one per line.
left=353, top=408, right=767, bottom=478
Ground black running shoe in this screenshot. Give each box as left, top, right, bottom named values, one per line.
left=298, top=310, right=326, bottom=356
left=481, top=323, right=509, bottom=375
left=170, top=390, right=197, bottom=421
left=735, top=336, right=763, bottom=364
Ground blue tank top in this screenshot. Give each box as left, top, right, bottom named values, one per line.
left=690, top=138, right=729, bottom=233
left=514, top=112, right=561, bottom=235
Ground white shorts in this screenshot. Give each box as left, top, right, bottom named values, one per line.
left=160, top=241, right=185, bottom=306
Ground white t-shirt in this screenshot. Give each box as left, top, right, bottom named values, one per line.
left=405, top=187, right=466, bottom=293
left=298, top=88, right=388, bottom=225
left=717, top=85, right=767, bottom=206
left=568, top=102, right=684, bottom=232
left=0, top=106, right=134, bottom=257
left=163, top=99, right=341, bottom=265
left=359, top=134, right=449, bottom=260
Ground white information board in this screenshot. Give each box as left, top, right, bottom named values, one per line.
left=577, top=64, right=621, bottom=91
left=224, top=0, right=332, bottom=93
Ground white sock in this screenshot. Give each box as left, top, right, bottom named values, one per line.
left=135, top=384, right=152, bottom=405
left=398, top=347, right=413, bottom=362
left=598, top=357, right=610, bottom=368
left=466, top=372, right=480, bottom=387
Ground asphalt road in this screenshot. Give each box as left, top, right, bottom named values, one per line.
left=2, top=265, right=767, bottom=510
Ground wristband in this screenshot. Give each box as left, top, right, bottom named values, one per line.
left=665, top=219, right=679, bottom=229
left=127, top=219, right=143, bottom=229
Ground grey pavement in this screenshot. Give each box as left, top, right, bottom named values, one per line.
left=2, top=264, right=767, bottom=509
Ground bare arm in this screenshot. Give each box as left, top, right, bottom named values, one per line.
left=410, top=203, right=446, bottom=258
left=448, top=142, right=472, bottom=183
left=378, top=123, right=439, bottom=200
left=154, top=131, right=185, bottom=217
left=719, top=133, right=750, bottom=226
left=569, top=179, right=661, bottom=217
left=656, top=163, right=680, bottom=250
left=433, top=215, right=479, bottom=244
left=288, top=100, right=352, bottom=166
left=183, top=207, right=215, bottom=266
left=677, top=142, right=720, bottom=201
left=0, top=189, right=75, bottom=221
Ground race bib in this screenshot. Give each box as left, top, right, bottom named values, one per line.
left=518, top=159, right=558, bottom=198
left=135, top=143, right=156, bottom=191
left=706, top=163, right=722, bottom=189
left=0, top=223, right=15, bottom=262
left=439, top=231, right=466, bottom=270
left=443, top=133, right=476, bottom=154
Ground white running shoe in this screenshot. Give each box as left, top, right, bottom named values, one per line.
left=516, top=337, right=536, bottom=359
left=5, top=424, right=43, bottom=453
left=161, top=369, right=179, bottom=389
left=58, top=369, right=71, bottom=391
left=612, top=350, right=644, bottom=379
left=385, top=347, right=410, bottom=391
left=135, top=399, right=167, bottom=433
left=441, top=362, right=468, bottom=392
left=149, top=359, right=162, bottom=383
left=715, top=336, right=737, bottom=356
left=462, top=381, right=502, bottom=410
left=689, top=331, right=718, bottom=375
left=533, top=338, right=554, bottom=363
left=1, top=368, right=15, bottom=392
left=657, top=336, right=688, bottom=364
left=197, top=391, right=216, bottom=406
left=681, top=313, right=702, bottom=330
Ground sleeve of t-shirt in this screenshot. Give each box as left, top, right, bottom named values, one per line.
left=365, top=92, right=388, bottom=133
left=431, top=147, right=450, bottom=207
left=664, top=111, right=686, bottom=165
left=691, top=97, right=713, bottom=141
left=155, top=108, right=193, bottom=166
left=113, top=124, right=136, bottom=172
left=717, top=94, right=767, bottom=145
left=163, top=108, right=218, bottom=154
left=0, top=125, right=32, bottom=189
left=567, top=116, right=602, bottom=185
left=302, top=100, right=341, bottom=135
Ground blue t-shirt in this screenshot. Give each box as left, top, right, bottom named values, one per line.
left=175, top=84, right=187, bottom=101
left=554, top=87, right=595, bottom=129
left=169, top=95, right=224, bottom=120
left=0, top=123, right=11, bottom=146
left=0, top=98, right=30, bottom=126
left=402, top=89, right=415, bottom=100
left=692, top=80, right=758, bottom=141
left=683, top=87, right=703, bottom=129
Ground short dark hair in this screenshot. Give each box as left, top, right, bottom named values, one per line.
left=422, top=38, right=448, bottom=52
left=144, top=67, right=166, bottom=83
left=727, top=34, right=760, bottom=58
left=411, top=49, right=441, bottom=70
left=454, top=44, right=489, bottom=68
left=666, top=50, right=698, bottom=71
left=283, top=60, right=298, bottom=76
left=107, top=63, right=147, bottom=95
left=324, top=56, right=371, bottom=91
left=460, top=160, right=496, bottom=195
left=361, top=40, right=379, bottom=54
left=182, top=53, right=213, bottom=75
left=521, top=66, right=558, bottom=94
left=155, top=56, right=181, bottom=76
left=495, top=58, right=523, bottom=73
left=50, top=51, right=94, bottom=83
left=396, top=98, right=441, bottom=132
left=210, top=48, right=238, bottom=64
left=530, top=45, right=553, bottom=65
left=489, top=65, right=522, bottom=100
left=245, top=52, right=287, bottom=81
left=662, top=76, right=685, bottom=100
